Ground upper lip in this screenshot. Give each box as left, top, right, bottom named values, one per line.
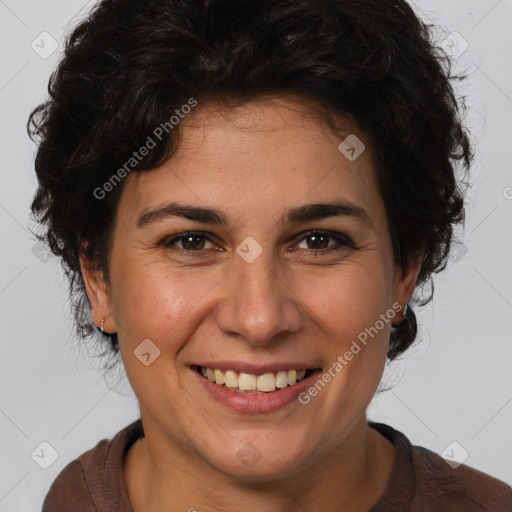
left=193, top=361, right=322, bottom=374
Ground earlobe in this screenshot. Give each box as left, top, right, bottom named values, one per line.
left=79, top=254, right=116, bottom=334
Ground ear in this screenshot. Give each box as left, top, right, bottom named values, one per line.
left=391, top=251, right=423, bottom=321
left=79, top=249, right=116, bottom=334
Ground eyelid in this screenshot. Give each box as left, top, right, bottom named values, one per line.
left=161, top=229, right=355, bottom=254
left=161, top=231, right=220, bottom=251
left=292, top=229, right=355, bottom=251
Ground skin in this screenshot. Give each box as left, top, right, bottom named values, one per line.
left=81, top=95, right=421, bottom=512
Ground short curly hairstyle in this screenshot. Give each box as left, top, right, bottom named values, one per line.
left=28, top=0, right=472, bottom=362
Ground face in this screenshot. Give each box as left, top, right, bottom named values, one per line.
left=82, top=96, right=419, bottom=480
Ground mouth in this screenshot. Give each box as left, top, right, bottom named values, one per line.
left=193, top=365, right=317, bottom=393
left=191, top=364, right=322, bottom=412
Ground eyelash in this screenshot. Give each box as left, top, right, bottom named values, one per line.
left=160, top=230, right=356, bottom=256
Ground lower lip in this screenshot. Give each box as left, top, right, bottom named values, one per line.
left=192, top=367, right=322, bottom=413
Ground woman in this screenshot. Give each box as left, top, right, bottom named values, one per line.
left=29, top=0, right=512, bottom=510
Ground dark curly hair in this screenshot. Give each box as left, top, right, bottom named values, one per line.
left=28, top=0, right=472, bottom=363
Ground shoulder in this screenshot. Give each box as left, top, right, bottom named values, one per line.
left=42, top=418, right=143, bottom=512
left=41, top=457, right=98, bottom=512
left=411, top=443, right=512, bottom=510
left=370, top=422, right=512, bottom=511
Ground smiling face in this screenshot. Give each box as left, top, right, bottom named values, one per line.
left=82, top=95, right=419, bottom=482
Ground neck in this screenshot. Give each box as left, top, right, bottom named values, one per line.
left=124, top=415, right=395, bottom=512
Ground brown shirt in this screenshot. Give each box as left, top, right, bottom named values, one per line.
left=42, top=418, right=512, bottom=511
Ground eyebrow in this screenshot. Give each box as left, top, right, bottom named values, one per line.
left=136, top=200, right=372, bottom=229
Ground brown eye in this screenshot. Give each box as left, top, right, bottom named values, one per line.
left=300, top=233, right=331, bottom=250
left=162, top=232, right=218, bottom=253
left=296, top=230, right=354, bottom=253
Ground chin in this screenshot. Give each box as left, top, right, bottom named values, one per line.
left=200, top=435, right=311, bottom=481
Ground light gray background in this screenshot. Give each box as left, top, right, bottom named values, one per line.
left=1, top=0, right=511, bottom=510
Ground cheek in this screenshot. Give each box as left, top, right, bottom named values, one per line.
left=110, top=261, right=213, bottom=400
left=301, top=259, right=391, bottom=340
left=110, top=258, right=223, bottom=350
left=292, top=265, right=392, bottom=445
left=302, top=260, right=392, bottom=390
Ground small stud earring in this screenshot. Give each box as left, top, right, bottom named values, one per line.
left=99, top=311, right=111, bottom=333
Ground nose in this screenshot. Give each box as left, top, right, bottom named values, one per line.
left=215, top=250, right=303, bottom=346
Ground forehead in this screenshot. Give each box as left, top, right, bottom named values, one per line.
left=118, top=96, right=382, bottom=228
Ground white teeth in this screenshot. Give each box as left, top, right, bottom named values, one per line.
left=224, top=370, right=239, bottom=388
left=275, top=370, right=288, bottom=388
left=198, top=366, right=310, bottom=393
left=257, top=373, right=276, bottom=392
left=239, top=372, right=256, bottom=391
left=214, top=369, right=224, bottom=385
